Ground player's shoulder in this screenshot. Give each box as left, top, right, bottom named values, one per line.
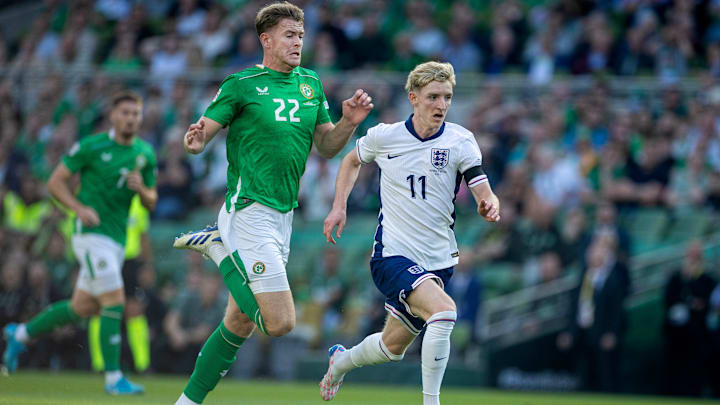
left=227, top=65, right=270, bottom=84
left=293, top=66, right=322, bottom=82
left=78, top=132, right=112, bottom=148
left=444, top=121, right=475, bottom=140
left=134, top=137, right=157, bottom=158
left=368, top=121, right=405, bottom=136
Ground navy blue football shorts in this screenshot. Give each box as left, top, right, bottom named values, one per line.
left=370, top=255, right=454, bottom=335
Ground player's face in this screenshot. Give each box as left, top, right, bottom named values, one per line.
left=264, top=18, right=304, bottom=69
left=111, top=101, right=142, bottom=137
left=410, top=80, right=453, bottom=126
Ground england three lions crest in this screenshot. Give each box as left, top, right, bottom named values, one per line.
left=431, top=148, right=449, bottom=169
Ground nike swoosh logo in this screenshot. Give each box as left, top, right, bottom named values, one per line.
left=434, top=356, right=447, bottom=361
left=388, top=154, right=402, bottom=159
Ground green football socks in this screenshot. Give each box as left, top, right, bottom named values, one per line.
left=184, top=322, right=246, bottom=404
left=26, top=300, right=81, bottom=338
left=219, top=256, right=267, bottom=335
left=99, top=305, right=124, bottom=372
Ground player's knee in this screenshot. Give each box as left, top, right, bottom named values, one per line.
left=70, top=300, right=98, bottom=318
left=384, top=342, right=407, bottom=360
left=265, top=317, right=295, bottom=337
left=224, top=313, right=255, bottom=338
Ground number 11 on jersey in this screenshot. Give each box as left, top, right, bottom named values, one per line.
left=406, top=174, right=426, bottom=199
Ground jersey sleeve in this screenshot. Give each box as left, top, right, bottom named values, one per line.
left=62, top=139, right=92, bottom=173
left=203, top=75, right=243, bottom=127
left=140, top=149, right=157, bottom=188
left=316, top=81, right=332, bottom=125
left=459, top=136, right=487, bottom=187
left=459, top=136, right=483, bottom=174
left=355, top=125, right=381, bottom=164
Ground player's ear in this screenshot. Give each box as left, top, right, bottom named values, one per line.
left=408, top=91, right=416, bottom=105
left=259, top=32, right=271, bottom=49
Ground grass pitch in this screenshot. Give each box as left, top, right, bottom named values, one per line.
left=0, top=371, right=715, bottom=405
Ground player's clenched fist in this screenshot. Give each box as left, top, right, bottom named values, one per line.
left=184, top=119, right=206, bottom=154
left=478, top=200, right=500, bottom=222
left=76, top=205, right=100, bottom=227
left=323, top=208, right=347, bottom=245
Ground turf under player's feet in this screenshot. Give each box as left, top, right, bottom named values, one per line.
left=105, top=376, right=144, bottom=395
left=173, top=223, right=222, bottom=258
left=320, top=344, right=346, bottom=401
left=2, top=323, right=26, bottom=374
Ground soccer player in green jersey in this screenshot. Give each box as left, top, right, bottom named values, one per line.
left=171, top=2, right=372, bottom=404
left=2, top=92, right=157, bottom=395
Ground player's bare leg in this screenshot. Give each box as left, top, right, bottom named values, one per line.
left=254, top=291, right=295, bottom=337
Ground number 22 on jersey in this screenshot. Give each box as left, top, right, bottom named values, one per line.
left=273, top=98, right=300, bottom=122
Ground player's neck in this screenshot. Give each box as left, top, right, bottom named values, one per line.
left=110, top=128, right=135, bottom=145
left=411, top=115, right=441, bottom=139
left=261, top=55, right=296, bottom=73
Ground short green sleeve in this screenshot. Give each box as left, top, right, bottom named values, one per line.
left=62, top=140, right=90, bottom=173
left=141, top=149, right=157, bottom=188
left=203, top=75, right=242, bottom=127
left=316, top=83, right=332, bottom=125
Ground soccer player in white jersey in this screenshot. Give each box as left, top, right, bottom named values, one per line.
left=320, top=61, right=500, bottom=405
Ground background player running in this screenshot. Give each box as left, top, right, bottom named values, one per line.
left=3, top=91, right=157, bottom=395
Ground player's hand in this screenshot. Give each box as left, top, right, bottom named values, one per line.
left=478, top=200, right=500, bottom=222
left=323, top=207, right=347, bottom=245
left=342, top=89, right=374, bottom=126
left=76, top=205, right=100, bottom=227
left=184, top=119, right=206, bottom=154
left=126, top=170, right=144, bottom=192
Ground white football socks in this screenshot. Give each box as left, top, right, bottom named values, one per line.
left=331, top=332, right=404, bottom=383
left=207, top=243, right=228, bottom=267
left=175, top=393, right=201, bottom=405
left=14, top=324, right=29, bottom=343
left=105, top=370, right=122, bottom=386
left=421, top=311, right=456, bottom=405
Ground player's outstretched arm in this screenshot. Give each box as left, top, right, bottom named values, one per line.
left=323, top=148, right=364, bottom=244
left=313, top=89, right=373, bottom=159
left=48, top=163, right=100, bottom=227
left=470, top=181, right=501, bottom=223
left=183, top=116, right=223, bottom=154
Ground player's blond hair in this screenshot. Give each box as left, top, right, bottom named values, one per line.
left=255, top=2, right=304, bottom=36
left=405, top=62, right=456, bottom=93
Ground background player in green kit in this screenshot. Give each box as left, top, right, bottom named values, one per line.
left=171, top=2, right=373, bottom=404
left=2, top=92, right=157, bottom=395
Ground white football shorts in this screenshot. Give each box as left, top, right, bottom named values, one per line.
left=72, top=233, right=125, bottom=296
left=217, top=202, right=292, bottom=294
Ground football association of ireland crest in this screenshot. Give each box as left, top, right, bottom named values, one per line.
left=431, top=148, right=449, bottom=169
left=252, top=262, right=266, bottom=274
left=299, top=83, right=314, bottom=99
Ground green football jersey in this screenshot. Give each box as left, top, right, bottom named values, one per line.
left=203, top=65, right=332, bottom=213
left=62, top=131, right=157, bottom=246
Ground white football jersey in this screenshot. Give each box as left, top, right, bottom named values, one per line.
left=357, top=116, right=484, bottom=271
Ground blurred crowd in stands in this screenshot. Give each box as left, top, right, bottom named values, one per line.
left=1, top=0, right=720, bottom=395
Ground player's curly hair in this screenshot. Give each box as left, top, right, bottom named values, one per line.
left=255, top=1, right=304, bottom=36
left=405, top=62, right=456, bottom=93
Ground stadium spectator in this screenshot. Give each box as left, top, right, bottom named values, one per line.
left=159, top=271, right=225, bottom=374
left=663, top=241, right=717, bottom=396
left=557, top=238, right=629, bottom=392
left=192, top=4, right=232, bottom=64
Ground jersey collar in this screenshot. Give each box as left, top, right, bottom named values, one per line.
left=405, top=114, right=445, bottom=142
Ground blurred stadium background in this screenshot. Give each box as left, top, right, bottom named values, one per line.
left=1, top=0, right=720, bottom=402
